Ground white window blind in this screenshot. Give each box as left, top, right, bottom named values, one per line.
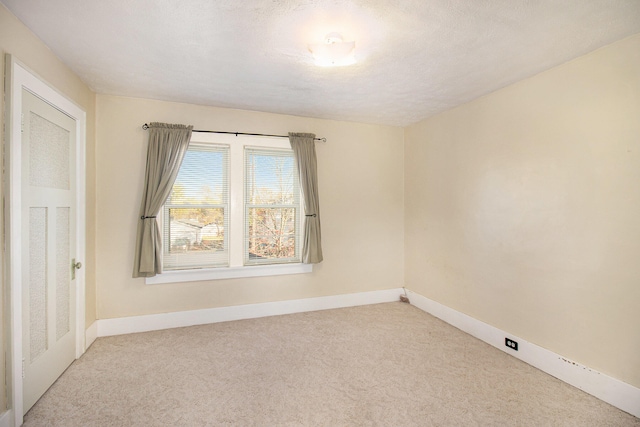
left=244, top=147, right=301, bottom=265
left=163, top=143, right=229, bottom=269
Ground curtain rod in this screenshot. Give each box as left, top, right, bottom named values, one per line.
left=142, top=123, right=326, bottom=142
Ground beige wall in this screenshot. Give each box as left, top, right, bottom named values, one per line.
left=405, top=34, right=640, bottom=388
left=4, top=0, right=638, bottom=412
left=0, top=4, right=97, bottom=413
left=95, top=95, right=404, bottom=319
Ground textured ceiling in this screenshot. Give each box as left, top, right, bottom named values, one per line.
left=3, top=0, right=640, bottom=127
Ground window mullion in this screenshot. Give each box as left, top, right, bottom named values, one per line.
left=229, top=143, right=245, bottom=267
left=165, top=204, right=226, bottom=209
left=245, top=204, right=297, bottom=209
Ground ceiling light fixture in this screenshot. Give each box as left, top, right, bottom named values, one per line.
left=308, top=32, right=356, bottom=67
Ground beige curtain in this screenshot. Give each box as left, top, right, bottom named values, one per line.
left=132, top=123, right=193, bottom=278
left=289, top=133, right=323, bottom=264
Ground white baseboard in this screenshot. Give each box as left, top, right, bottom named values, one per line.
left=405, top=289, right=640, bottom=419
left=0, top=409, right=12, bottom=427
left=85, top=320, right=98, bottom=350
left=97, top=288, right=404, bottom=337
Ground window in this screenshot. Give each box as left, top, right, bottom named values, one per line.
left=163, top=143, right=229, bottom=270
left=148, top=132, right=310, bottom=284
left=244, top=147, right=301, bottom=265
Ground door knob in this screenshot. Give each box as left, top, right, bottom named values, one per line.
left=71, top=258, right=82, bottom=280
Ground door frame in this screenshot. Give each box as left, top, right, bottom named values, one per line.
left=4, top=55, right=86, bottom=427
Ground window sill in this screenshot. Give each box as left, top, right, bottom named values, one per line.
left=145, top=263, right=313, bottom=285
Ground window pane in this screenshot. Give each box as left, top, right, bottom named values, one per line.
left=248, top=207, right=297, bottom=260
left=245, top=148, right=301, bottom=265
left=167, top=148, right=227, bottom=205
left=246, top=151, right=296, bottom=205
left=164, top=144, right=229, bottom=269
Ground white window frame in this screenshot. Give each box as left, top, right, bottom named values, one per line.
left=244, top=146, right=302, bottom=266
left=162, top=142, right=230, bottom=270
left=146, top=132, right=312, bottom=285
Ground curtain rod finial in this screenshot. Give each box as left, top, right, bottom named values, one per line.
left=142, top=123, right=149, bottom=130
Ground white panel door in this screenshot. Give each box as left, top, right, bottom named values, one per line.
left=21, top=88, right=78, bottom=413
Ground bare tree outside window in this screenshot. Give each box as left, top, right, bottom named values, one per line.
left=245, top=149, right=300, bottom=263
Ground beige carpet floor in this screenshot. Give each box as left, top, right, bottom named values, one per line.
left=24, top=302, right=639, bottom=426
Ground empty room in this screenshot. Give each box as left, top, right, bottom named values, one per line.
left=1, top=0, right=639, bottom=425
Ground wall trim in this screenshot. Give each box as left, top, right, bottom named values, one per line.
left=85, top=321, right=98, bottom=350
left=146, top=263, right=313, bottom=285
left=0, top=410, right=12, bottom=427
left=97, top=288, right=404, bottom=337
left=405, top=289, right=640, bottom=419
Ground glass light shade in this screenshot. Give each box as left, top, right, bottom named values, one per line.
left=309, top=33, right=356, bottom=67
